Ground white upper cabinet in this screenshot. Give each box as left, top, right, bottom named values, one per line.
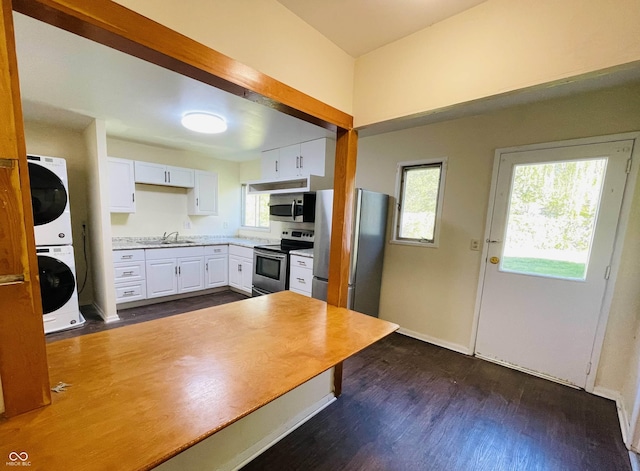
left=188, top=170, right=218, bottom=216
left=134, top=161, right=195, bottom=188
left=260, top=138, right=330, bottom=180
left=300, top=138, right=327, bottom=177
left=278, top=144, right=302, bottom=179
left=261, top=149, right=279, bottom=180
left=108, top=157, right=136, bottom=213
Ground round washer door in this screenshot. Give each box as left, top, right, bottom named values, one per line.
left=28, top=162, right=68, bottom=226
left=38, top=255, right=76, bottom=315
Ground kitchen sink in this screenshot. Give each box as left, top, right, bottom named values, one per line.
left=138, top=240, right=196, bottom=245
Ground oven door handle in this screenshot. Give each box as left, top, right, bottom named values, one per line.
left=255, top=250, right=287, bottom=261
left=291, top=199, right=296, bottom=221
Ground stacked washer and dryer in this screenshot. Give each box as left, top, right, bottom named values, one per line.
left=28, top=155, right=84, bottom=334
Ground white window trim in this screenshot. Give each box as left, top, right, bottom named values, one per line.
left=390, top=157, right=447, bottom=248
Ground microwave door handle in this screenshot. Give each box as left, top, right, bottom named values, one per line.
left=291, top=199, right=296, bottom=221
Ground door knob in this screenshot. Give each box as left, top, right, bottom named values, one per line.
left=489, top=256, right=500, bottom=264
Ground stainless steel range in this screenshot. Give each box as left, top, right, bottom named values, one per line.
left=252, top=229, right=314, bottom=297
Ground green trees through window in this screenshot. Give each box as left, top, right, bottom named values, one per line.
left=501, top=158, right=607, bottom=279
left=395, top=159, right=446, bottom=245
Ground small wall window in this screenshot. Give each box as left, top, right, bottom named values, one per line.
left=241, top=184, right=270, bottom=229
left=392, top=158, right=447, bottom=247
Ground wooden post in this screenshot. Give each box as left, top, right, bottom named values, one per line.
left=327, top=128, right=358, bottom=397
left=327, top=128, right=358, bottom=308
left=0, top=0, right=50, bottom=417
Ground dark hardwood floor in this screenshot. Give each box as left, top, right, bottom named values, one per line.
left=242, top=333, right=630, bottom=471
left=45, top=290, right=249, bottom=342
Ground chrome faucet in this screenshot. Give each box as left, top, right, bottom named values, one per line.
left=162, top=231, right=179, bottom=243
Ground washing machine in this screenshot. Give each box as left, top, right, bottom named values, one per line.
left=37, top=245, right=84, bottom=334
left=28, top=155, right=73, bottom=246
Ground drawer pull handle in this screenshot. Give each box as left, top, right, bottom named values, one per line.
left=297, top=278, right=306, bottom=284
left=123, top=291, right=135, bottom=296
left=122, top=271, right=134, bottom=276
left=122, top=255, right=133, bottom=259
left=214, top=249, right=221, bottom=253
left=297, top=261, right=306, bottom=266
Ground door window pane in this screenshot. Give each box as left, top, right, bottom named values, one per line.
left=500, top=158, right=607, bottom=280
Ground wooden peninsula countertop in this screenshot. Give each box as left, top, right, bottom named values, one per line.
left=0, top=291, right=398, bottom=470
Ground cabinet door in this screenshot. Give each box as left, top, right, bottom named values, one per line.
left=228, top=255, right=242, bottom=289
left=205, top=255, right=228, bottom=288
left=241, top=258, right=253, bottom=294
left=261, top=149, right=279, bottom=180
left=188, top=170, right=218, bottom=215
left=146, top=258, right=178, bottom=298
left=108, top=158, right=136, bottom=213
left=178, top=256, right=204, bottom=293
left=278, top=144, right=301, bottom=179
left=167, top=165, right=195, bottom=188
left=134, top=161, right=167, bottom=185
left=299, top=139, right=326, bottom=177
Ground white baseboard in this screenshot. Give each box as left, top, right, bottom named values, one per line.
left=229, top=394, right=336, bottom=471
left=630, top=451, right=640, bottom=471
left=593, top=386, right=631, bottom=448
left=396, top=327, right=471, bottom=355
left=91, top=302, right=119, bottom=323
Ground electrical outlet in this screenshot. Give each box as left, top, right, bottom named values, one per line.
left=223, top=221, right=229, bottom=229
left=470, top=239, right=481, bottom=251
left=183, top=221, right=191, bottom=229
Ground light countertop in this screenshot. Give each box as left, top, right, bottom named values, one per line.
left=289, top=248, right=314, bottom=258
left=112, top=236, right=278, bottom=250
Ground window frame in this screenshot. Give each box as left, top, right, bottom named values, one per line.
left=240, top=184, right=270, bottom=231
left=391, top=157, right=447, bottom=248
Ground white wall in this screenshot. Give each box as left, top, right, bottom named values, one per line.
left=356, top=82, right=640, bottom=392
left=23, top=121, right=94, bottom=305
left=353, top=0, right=640, bottom=127
left=108, top=138, right=252, bottom=238
left=112, top=0, right=355, bottom=115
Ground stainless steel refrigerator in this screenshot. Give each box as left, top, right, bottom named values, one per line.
left=312, top=189, right=389, bottom=317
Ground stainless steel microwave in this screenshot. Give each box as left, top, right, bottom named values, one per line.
left=268, top=192, right=316, bottom=223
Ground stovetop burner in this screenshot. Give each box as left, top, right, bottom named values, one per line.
left=255, top=228, right=314, bottom=254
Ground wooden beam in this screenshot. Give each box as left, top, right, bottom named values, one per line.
left=327, top=128, right=358, bottom=308
left=12, top=0, right=353, bottom=132
left=0, top=0, right=50, bottom=417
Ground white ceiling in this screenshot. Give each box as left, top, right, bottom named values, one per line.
left=13, top=13, right=332, bottom=162
left=276, top=0, right=488, bottom=57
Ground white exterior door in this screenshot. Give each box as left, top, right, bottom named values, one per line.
left=475, top=140, right=632, bottom=387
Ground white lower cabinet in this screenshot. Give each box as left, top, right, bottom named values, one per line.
left=113, top=244, right=249, bottom=304
left=113, top=249, right=147, bottom=303
left=289, top=255, right=313, bottom=297
left=205, top=245, right=228, bottom=288
left=145, top=246, right=205, bottom=299
left=228, top=245, right=253, bottom=295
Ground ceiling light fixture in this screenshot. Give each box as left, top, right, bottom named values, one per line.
left=181, top=112, right=227, bottom=134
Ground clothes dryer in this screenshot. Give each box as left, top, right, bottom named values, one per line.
left=28, top=155, right=72, bottom=246
left=37, top=245, right=84, bottom=333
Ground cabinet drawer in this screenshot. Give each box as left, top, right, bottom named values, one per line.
left=289, top=265, right=312, bottom=293
left=114, top=261, right=145, bottom=283
left=204, top=244, right=228, bottom=255
left=115, top=282, right=147, bottom=303
left=290, top=255, right=313, bottom=270
left=229, top=244, right=253, bottom=259
left=113, top=249, right=145, bottom=263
